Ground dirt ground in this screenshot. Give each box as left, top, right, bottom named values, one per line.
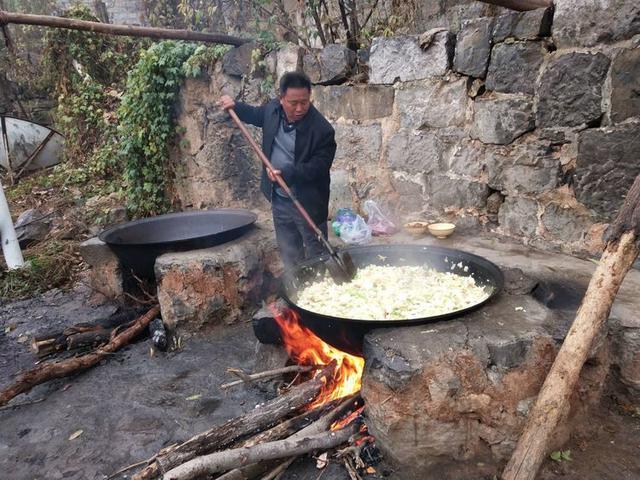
left=1, top=285, right=639, bottom=480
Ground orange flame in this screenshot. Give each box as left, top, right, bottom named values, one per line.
left=272, top=306, right=365, bottom=408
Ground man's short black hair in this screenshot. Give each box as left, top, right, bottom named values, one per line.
left=279, top=71, right=312, bottom=95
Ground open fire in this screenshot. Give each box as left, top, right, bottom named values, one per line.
left=271, top=306, right=365, bottom=408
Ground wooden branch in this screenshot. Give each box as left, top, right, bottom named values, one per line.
left=476, top=0, right=552, bottom=11
left=260, top=457, right=295, bottom=480
left=163, top=424, right=357, bottom=480
left=31, top=308, right=143, bottom=357
left=221, top=365, right=319, bottom=390
left=0, top=10, right=249, bottom=45
left=502, top=174, right=640, bottom=480
left=0, top=306, right=160, bottom=407
left=134, top=362, right=337, bottom=480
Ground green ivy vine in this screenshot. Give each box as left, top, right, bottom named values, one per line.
left=117, top=41, right=230, bottom=217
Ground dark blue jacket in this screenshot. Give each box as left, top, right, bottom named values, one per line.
left=234, top=99, right=336, bottom=224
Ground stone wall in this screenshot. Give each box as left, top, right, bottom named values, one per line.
left=172, top=0, right=640, bottom=257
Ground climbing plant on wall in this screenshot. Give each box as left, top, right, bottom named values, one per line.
left=117, top=41, right=230, bottom=217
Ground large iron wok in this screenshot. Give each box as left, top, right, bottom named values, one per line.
left=281, top=244, right=504, bottom=356
left=99, top=209, right=257, bottom=279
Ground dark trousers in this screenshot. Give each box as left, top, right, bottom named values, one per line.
left=272, top=194, right=328, bottom=270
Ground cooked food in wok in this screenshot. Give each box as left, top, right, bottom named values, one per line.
left=296, top=264, right=490, bottom=320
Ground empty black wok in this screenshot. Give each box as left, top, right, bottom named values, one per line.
left=281, top=244, right=504, bottom=356
left=99, top=209, right=257, bottom=279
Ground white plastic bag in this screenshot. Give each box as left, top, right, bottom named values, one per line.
left=364, top=200, right=398, bottom=236
left=339, top=215, right=372, bottom=245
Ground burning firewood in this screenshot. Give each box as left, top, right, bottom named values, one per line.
left=133, top=362, right=337, bottom=480
left=163, top=423, right=358, bottom=480
left=0, top=306, right=160, bottom=407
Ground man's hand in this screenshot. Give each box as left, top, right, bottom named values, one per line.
left=267, top=168, right=282, bottom=183
left=218, top=95, right=235, bottom=110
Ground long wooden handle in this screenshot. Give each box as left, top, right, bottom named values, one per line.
left=226, top=108, right=330, bottom=248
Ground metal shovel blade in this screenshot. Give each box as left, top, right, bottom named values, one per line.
left=325, top=249, right=357, bottom=284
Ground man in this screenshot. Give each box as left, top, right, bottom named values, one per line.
left=218, top=71, right=337, bottom=269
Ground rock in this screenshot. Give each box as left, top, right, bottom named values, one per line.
left=275, top=43, right=302, bottom=81
left=387, top=131, right=442, bottom=174
left=498, top=196, right=539, bottom=237
left=426, top=175, right=489, bottom=210
left=303, top=44, right=356, bottom=85
left=222, top=42, right=257, bottom=77
left=613, top=327, right=640, bottom=393
left=536, top=52, right=610, bottom=128
left=485, top=42, right=546, bottom=95
left=541, top=202, right=592, bottom=243
left=361, top=294, right=559, bottom=477
left=78, top=237, right=123, bottom=298
left=471, top=95, right=534, bottom=145
left=155, top=226, right=280, bottom=332
left=396, top=77, right=468, bottom=129
left=492, top=7, right=553, bottom=42
left=333, top=123, right=382, bottom=174
left=553, top=0, right=640, bottom=48
left=574, top=123, right=640, bottom=221
left=368, top=31, right=454, bottom=84
left=486, top=191, right=504, bottom=214
left=453, top=17, right=494, bottom=78
left=311, top=85, right=394, bottom=120
left=441, top=135, right=486, bottom=180
left=14, top=209, right=51, bottom=248
left=502, top=267, right=538, bottom=295
left=390, top=172, right=426, bottom=213
left=609, top=48, right=640, bottom=123
left=328, top=169, right=352, bottom=218
left=252, top=300, right=287, bottom=345
left=485, top=141, right=561, bottom=195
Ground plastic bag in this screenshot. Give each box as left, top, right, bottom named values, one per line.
left=331, top=208, right=357, bottom=236
left=364, top=200, right=398, bottom=236
left=339, top=214, right=372, bottom=245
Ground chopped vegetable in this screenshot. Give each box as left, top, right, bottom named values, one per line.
left=296, top=265, right=489, bottom=320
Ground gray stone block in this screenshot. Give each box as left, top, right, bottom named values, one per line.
left=574, top=123, right=640, bottom=221
left=275, top=43, right=302, bottom=81
left=387, top=131, right=442, bottom=174
left=426, top=175, right=489, bottom=210
left=553, top=0, right=640, bottom=48
left=441, top=136, right=487, bottom=180
left=537, top=52, right=610, bottom=128
left=492, top=7, right=553, bottom=42
left=541, top=202, right=591, bottom=243
left=396, top=78, right=468, bottom=129
left=304, top=44, right=356, bottom=85
left=222, top=42, right=257, bottom=77
left=328, top=169, right=352, bottom=218
left=390, top=172, right=426, bottom=213
left=485, top=42, right=545, bottom=95
left=471, top=95, right=534, bottom=145
left=610, top=48, right=640, bottom=123
left=312, top=85, right=394, bottom=120
left=368, top=32, right=454, bottom=84
left=333, top=123, right=382, bottom=171
left=498, top=196, right=539, bottom=237
left=453, top=17, right=494, bottom=78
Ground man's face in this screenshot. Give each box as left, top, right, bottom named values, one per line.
left=279, top=87, right=311, bottom=123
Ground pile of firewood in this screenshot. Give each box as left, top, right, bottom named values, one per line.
left=126, top=362, right=374, bottom=480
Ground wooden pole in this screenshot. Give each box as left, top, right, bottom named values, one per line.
left=0, top=10, right=250, bottom=45
left=476, top=0, right=552, bottom=11
left=502, top=174, right=640, bottom=480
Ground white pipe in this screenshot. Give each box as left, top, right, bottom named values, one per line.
left=0, top=177, right=24, bottom=269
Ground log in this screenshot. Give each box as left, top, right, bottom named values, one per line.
left=502, top=174, right=640, bottom=480
left=31, top=308, right=144, bottom=357
left=134, top=362, right=337, bottom=480
left=0, top=10, right=249, bottom=45
left=477, top=0, right=552, bottom=11
left=0, top=306, right=160, bottom=407
left=163, top=424, right=357, bottom=480
left=220, top=365, right=319, bottom=390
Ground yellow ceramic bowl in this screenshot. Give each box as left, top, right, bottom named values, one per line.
left=428, top=222, right=456, bottom=239
left=404, top=221, right=429, bottom=237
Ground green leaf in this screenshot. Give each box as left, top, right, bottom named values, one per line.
left=550, top=451, right=562, bottom=462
